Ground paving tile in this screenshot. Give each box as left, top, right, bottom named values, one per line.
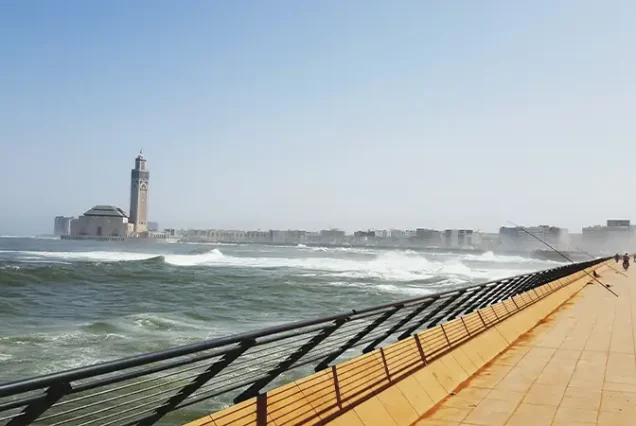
left=600, top=390, right=636, bottom=413
left=603, top=381, right=636, bottom=393
left=483, top=389, right=526, bottom=405
left=426, top=406, right=470, bottom=422
left=552, top=405, right=598, bottom=424
left=559, top=395, right=601, bottom=410
left=413, top=419, right=461, bottom=426
left=440, top=387, right=489, bottom=409
left=461, top=405, right=512, bottom=426
left=597, top=410, right=635, bottom=425
left=522, top=383, right=566, bottom=406
left=505, top=403, right=557, bottom=426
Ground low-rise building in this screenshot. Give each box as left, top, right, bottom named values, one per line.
left=443, top=229, right=481, bottom=248
left=499, top=225, right=569, bottom=252
left=269, top=230, right=305, bottom=244
left=68, top=205, right=132, bottom=239
left=53, top=216, right=74, bottom=236
left=582, top=220, right=635, bottom=253
left=206, top=229, right=247, bottom=243
left=415, top=228, right=442, bottom=247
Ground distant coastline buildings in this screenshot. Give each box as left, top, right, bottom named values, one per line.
left=172, top=220, right=632, bottom=255
left=55, top=152, right=165, bottom=240
left=499, top=225, right=569, bottom=252
left=51, top=160, right=633, bottom=254
left=582, top=220, right=635, bottom=253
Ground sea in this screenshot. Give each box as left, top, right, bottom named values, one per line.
left=0, top=236, right=572, bottom=424
left=0, top=236, right=564, bottom=383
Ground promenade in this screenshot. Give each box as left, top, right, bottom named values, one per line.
left=416, top=264, right=632, bottom=426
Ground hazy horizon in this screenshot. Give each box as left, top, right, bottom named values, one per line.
left=2, top=1, right=636, bottom=235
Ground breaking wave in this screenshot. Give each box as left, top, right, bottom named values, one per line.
left=163, top=249, right=224, bottom=266
left=462, top=251, right=562, bottom=264
left=0, top=250, right=159, bottom=262
left=1, top=248, right=532, bottom=283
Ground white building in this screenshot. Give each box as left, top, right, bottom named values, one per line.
left=582, top=220, right=635, bottom=253
left=499, top=225, right=569, bottom=252
left=270, top=230, right=305, bottom=244
left=443, top=229, right=482, bottom=248
left=70, top=205, right=132, bottom=238
left=389, top=229, right=406, bottom=239
left=53, top=216, right=74, bottom=236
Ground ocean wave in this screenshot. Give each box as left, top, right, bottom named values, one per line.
left=327, top=281, right=435, bottom=296
left=0, top=250, right=159, bottom=262
left=297, top=244, right=374, bottom=254
left=163, top=249, right=224, bottom=266
left=461, top=251, right=562, bottom=264
left=1, top=247, right=537, bottom=283
left=160, top=249, right=519, bottom=281
left=0, top=235, right=58, bottom=240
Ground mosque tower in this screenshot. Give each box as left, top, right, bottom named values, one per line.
left=129, top=150, right=149, bottom=234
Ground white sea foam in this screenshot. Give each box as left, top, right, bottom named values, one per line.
left=296, top=244, right=374, bottom=254
left=161, top=249, right=521, bottom=281
left=374, top=284, right=434, bottom=296
left=2, top=247, right=536, bottom=282
left=461, top=251, right=562, bottom=264
left=163, top=249, right=224, bottom=266
left=326, top=281, right=433, bottom=296
left=1, top=250, right=157, bottom=262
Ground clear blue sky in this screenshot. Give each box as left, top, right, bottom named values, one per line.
left=1, top=0, right=635, bottom=235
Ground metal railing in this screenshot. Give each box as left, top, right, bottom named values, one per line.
left=0, top=257, right=608, bottom=425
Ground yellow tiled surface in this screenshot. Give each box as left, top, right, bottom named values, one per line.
left=416, top=262, right=632, bottom=426
left=186, top=262, right=610, bottom=426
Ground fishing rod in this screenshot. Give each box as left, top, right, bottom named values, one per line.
left=507, top=221, right=618, bottom=297
left=575, top=247, right=628, bottom=277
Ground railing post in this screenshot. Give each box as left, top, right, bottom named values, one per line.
left=426, top=290, right=477, bottom=328
left=516, top=273, right=542, bottom=294
left=396, top=292, right=465, bottom=341
left=461, top=282, right=502, bottom=313
left=361, top=298, right=437, bottom=353
left=497, top=274, right=537, bottom=302
left=430, top=290, right=479, bottom=328
left=138, top=340, right=254, bottom=426
left=315, top=305, right=403, bottom=371
left=7, top=382, right=71, bottom=426
left=234, top=318, right=347, bottom=403
left=476, top=278, right=517, bottom=309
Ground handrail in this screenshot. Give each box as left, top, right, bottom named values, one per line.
left=0, top=257, right=609, bottom=425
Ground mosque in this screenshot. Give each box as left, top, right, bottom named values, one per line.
left=62, top=152, right=159, bottom=240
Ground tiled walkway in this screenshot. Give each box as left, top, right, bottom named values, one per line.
left=415, top=264, right=635, bottom=426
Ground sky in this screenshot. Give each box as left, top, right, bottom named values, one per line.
left=1, top=0, right=635, bottom=235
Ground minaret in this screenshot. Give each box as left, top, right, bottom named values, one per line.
left=129, top=150, right=149, bottom=233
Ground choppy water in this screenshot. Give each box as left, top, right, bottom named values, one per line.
left=0, top=237, right=565, bottom=423
left=0, top=237, right=562, bottom=380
